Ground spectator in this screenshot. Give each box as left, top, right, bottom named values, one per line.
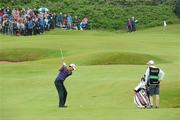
left=67, top=13, right=72, bottom=29
left=0, top=23, right=2, bottom=33
left=2, top=18, right=9, bottom=34
left=27, top=18, right=34, bottom=35
left=0, top=8, right=3, bottom=33
left=14, top=8, right=20, bottom=21
left=127, top=18, right=132, bottom=32
left=44, top=16, right=50, bottom=31
left=0, top=17, right=2, bottom=33
left=57, top=12, right=63, bottom=28
left=53, top=13, right=58, bottom=28
left=48, top=14, right=54, bottom=29
left=131, top=16, right=137, bottom=32
left=62, top=14, right=67, bottom=30
left=33, top=17, right=40, bottom=35
left=79, top=16, right=88, bottom=31
left=72, top=16, right=79, bottom=30
left=6, top=7, right=11, bottom=15
left=13, top=19, right=18, bottom=35
left=33, top=8, right=38, bottom=16
left=8, top=18, right=14, bottom=35
left=0, top=8, right=4, bottom=17
left=39, top=17, right=45, bottom=34
left=17, top=18, right=25, bottom=35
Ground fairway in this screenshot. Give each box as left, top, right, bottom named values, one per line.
left=0, top=25, right=180, bottom=120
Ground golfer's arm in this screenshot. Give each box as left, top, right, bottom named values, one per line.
left=59, top=65, right=66, bottom=71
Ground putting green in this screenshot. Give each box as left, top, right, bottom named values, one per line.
left=0, top=25, right=180, bottom=120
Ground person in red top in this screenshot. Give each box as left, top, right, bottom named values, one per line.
left=63, top=14, right=67, bottom=29
left=0, top=8, right=4, bottom=17
left=127, top=18, right=132, bottom=32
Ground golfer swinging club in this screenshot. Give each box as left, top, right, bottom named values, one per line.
left=54, top=49, right=76, bottom=108
left=144, top=60, right=165, bottom=109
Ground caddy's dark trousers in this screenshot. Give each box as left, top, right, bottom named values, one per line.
left=54, top=80, right=67, bottom=107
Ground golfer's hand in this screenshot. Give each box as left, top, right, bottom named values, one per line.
left=63, top=62, right=67, bottom=66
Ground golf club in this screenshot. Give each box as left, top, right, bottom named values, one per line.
left=60, top=48, right=64, bottom=62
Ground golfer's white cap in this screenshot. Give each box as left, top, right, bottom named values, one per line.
left=70, top=64, right=76, bottom=70
left=147, top=60, right=155, bottom=65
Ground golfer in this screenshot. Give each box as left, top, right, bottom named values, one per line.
left=144, top=60, right=165, bottom=109
left=54, top=62, right=76, bottom=108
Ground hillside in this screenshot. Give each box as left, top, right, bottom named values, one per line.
left=0, top=0, right=179, bottom=30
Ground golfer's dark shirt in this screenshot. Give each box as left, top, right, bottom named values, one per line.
left=56, top=65, right=72, bottom=81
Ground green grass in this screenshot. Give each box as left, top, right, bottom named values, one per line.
left=0, top=24, right=180, bottom=120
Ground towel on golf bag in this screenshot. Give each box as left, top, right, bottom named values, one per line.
left=134, top=77, right=150, bottom=108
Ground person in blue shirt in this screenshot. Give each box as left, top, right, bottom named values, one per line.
left=27, top=18, right=34, bottom=35
left=57, top=12, right=63, bottom=28
left=39, top=17, right=45, bottom=34
left=54, top=62, right=76, bottom=108
left=67, top=14, right=72, bottom=29
left=131, top=16, right=138, bottom=32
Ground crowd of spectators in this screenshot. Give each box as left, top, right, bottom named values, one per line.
left=0, top=7, right=90, bottom=36
left=126, top=16, right=138, bottom=32
left=57, top=12, right=89, bottom=31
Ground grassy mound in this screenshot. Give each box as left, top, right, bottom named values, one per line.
left=0, top=48, right=167, bottom=65
left=0, top=48, right=60, bottom=62
left=76, top=52, right=167, bottom=65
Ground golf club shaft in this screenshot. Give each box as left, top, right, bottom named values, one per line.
left=60, top=48, right=64, bottom=62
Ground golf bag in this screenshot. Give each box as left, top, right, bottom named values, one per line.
left=134, top=76, right=150, bottom=108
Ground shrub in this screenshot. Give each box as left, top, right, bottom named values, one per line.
left=176, top=0, right=180, bottom=17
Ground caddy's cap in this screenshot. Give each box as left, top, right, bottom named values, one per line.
left=147, top=60, right=155, bottom=65
left=70, top=64, right=76, bottom=70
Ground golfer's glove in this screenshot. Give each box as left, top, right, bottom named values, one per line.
left=63, top=62, right=67, bottom=66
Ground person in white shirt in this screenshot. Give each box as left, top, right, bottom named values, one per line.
left=144, top=60, right=165, bottom=108
left=163, top=20, right=167, bottom=31
left=163, top=20, right=167, bottom=27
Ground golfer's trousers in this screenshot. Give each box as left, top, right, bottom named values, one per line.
left=54, top=80, right=67, bottom=107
